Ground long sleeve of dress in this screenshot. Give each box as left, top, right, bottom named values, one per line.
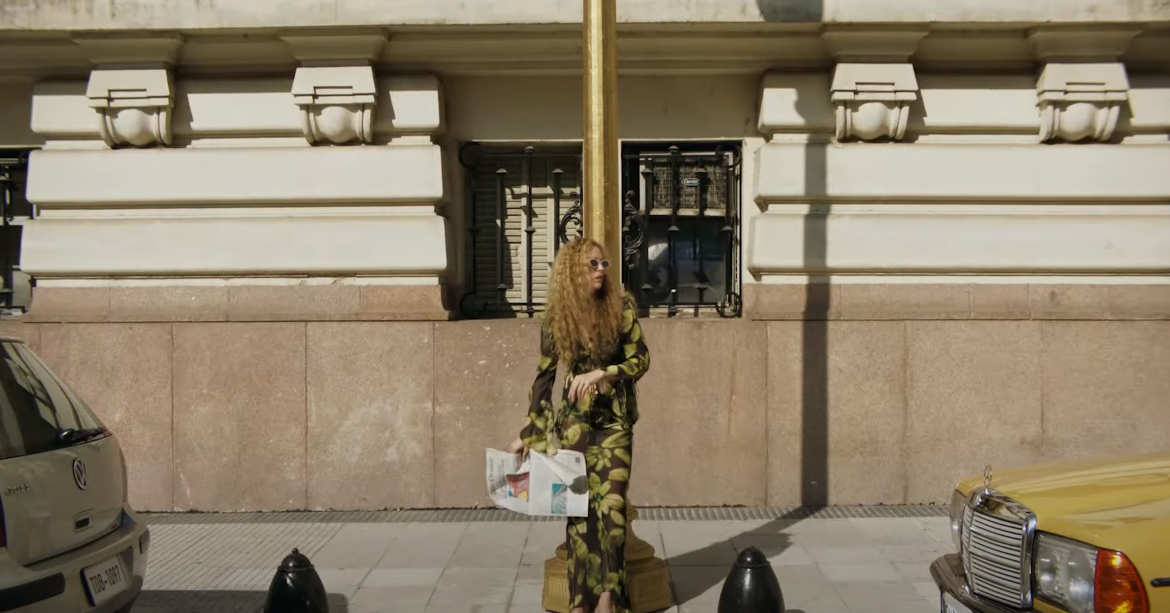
left=605, top=295, right=650, bottom=382
left=520, top=319, right=559, bottom=454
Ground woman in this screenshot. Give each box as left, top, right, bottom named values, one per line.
left=509, top=237, right=650, bottom=613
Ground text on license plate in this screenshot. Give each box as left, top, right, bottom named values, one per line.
left=942, top=592, right=973, bottom=613
left=83, top=556, right=129, bottom=606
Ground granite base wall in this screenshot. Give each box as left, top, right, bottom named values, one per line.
left=1, top=284, right=1167, bottom=512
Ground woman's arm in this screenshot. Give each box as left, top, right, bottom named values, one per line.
left=604, top=294, right=650, bottom=382
left=519, top=319, right=558, bottom=454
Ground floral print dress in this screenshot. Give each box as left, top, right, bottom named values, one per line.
left=520, top=293, right=651, bottom=613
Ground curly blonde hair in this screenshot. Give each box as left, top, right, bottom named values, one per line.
left=544, top=238, right=626, bottom=364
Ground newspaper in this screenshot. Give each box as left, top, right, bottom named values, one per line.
left=486, top=448, right=589, bottom=517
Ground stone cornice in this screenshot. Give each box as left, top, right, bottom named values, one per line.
left=1028, top=26, right=1144, bottom=61
left=0, top=26, right=1168, bottom=79
left=3, top=0, right=1170, bottom=30
left=72, top=34, right=184, bottom=67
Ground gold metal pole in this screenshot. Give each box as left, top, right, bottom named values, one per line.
left=540, top=3, right=673, bottom=612
left=581, top=0, right=622, bottom=256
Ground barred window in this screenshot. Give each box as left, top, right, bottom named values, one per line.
left=0, top=150, right=33, bottom=315
left=458, top=141, right=742, bottom=319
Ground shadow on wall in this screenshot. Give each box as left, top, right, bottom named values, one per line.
left=662, top=2, right=830, bottom=609
left=756, top=0, right=824, bottom=22
left=756, top=0, right=830, bottom=509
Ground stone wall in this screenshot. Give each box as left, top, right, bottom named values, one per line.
left=2, top=291, right=1167, bottom=513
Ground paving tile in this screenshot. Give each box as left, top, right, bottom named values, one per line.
left=783, top=592, right=851, bottom=613
left=729, top=535, right=812, bottom=566
left=428, top=567, right=518, bottom=606
left=521, top=523, right=563, bottom=567
left=511, top=577, right=544, bottom=605
left=723, top=519, right=803, bottom=537
left=349, top=586, right=432, bottom=613
left=507, top=606, right=553, bottom=613
left=809, top=546, right=888, bottom=564
left=914, top=517, right=954, bottom=545
left=895, top=561, right=935, bottom=582
left=317, top=568, right=371, bottom=598
left=137, top=514, right=955, bottom=613
left=875, top=543, right=951, bottom=563
left=786, top=521, right=873, bottom=548
left=377, top=525, right=466, bottom=569
left=913, top=580, right=941, bottom=602
left=834, top=580, right=926, bottom=606
left=363, top=568, right=445, bottom=588
left=845, top=598, right=936, bottom=613
left=661, top=523, right=737, bottom=566
left=850, top=518, right=938, bottom=546
left=819, top=562, right=904, bottom=583
left=772, top=565, right=836, bottom=607
left=515, top=564, right=545, bottom=581
left=424, top=606, right=508, bottom=613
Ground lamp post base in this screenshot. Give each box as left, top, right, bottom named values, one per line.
left=540, top=508, right=673, bottom=613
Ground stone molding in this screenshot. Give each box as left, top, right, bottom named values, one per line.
left=829, top=63, right=918, bottom=141
left=21, top=213, right=448, bottom=278
left=25, top=145, right=444, bottom=207
left=20, top=285, right=452, bottom=323
left=748, top=204, right=1170, bottom=277
left=742, top=283, right=1170, bottom=321
left=754, top=141, right=1170, bottom=203
left=1036, top=62, right=1130, bottom=143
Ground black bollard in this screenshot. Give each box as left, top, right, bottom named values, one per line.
left=717, top=546, right=784, bottom=613
left=262, top=548, right=330, bottom=613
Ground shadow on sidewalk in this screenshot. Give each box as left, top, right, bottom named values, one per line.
left=133, top=590, right=350, bottom=613
left=664, top=508, right=817, bottom=613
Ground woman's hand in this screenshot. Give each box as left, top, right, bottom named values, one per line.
left=568, top=369, right=610, bottom=403
left=509, top=437, right=526, bottom=456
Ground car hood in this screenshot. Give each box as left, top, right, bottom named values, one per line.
left=958, top=451, right=1170, bottom=560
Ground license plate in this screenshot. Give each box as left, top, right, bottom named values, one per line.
left=82, top=555, right=129, bottom=606
left=942, top=592, right=973, bottom=613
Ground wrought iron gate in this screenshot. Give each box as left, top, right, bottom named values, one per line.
left=459, top=142, right=741, bottom=318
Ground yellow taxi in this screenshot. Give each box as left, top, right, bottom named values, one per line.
left=931, top=452, right=1169, bottom=613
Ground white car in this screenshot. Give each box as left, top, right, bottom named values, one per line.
left=0, top=334, right=149, bottom=612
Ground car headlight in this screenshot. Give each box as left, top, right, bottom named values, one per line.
left=948, top=489, right=966, bottom=552
left=1035, top=533, right=1097, bottom=613
left=1034, top=533, right=1150, bottom=613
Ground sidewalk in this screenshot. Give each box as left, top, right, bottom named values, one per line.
left=134, top=507, right=951, bottom=613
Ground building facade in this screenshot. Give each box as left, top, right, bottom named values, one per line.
left=0, top=0, right=1168, bottom=513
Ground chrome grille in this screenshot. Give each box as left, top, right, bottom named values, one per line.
left=961, top=496, right=1032, bottom=608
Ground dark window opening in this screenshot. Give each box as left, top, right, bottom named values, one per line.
left=0, top=150, right=34, bottom=315
left=458, top=141, right=742, bottom=319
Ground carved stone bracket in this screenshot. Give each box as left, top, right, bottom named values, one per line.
left=85, top=68, right=175, bottom=148
left=830, top=63, right=918, bottom=142
left=292, top=65, right=377, bottom=145
left=1036, top=62, right=1129, bottom=143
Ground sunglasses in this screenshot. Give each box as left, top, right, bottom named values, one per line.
left=588, top=259, right=611, bottom=270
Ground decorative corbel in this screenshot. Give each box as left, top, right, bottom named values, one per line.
left=282, top=33, right=387, bottom=146
left=85, top=68, right=175, bottom=148
left=1036, top=63, right=1129, bottom=143
left=829, top=63, right=919, bottom=142
left=74, top=35, right=182, bottom=149
left=291, top=66, right=377, bottom=145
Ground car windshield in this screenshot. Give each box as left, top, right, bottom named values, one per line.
left=0, top=341, right=105, bottom=460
